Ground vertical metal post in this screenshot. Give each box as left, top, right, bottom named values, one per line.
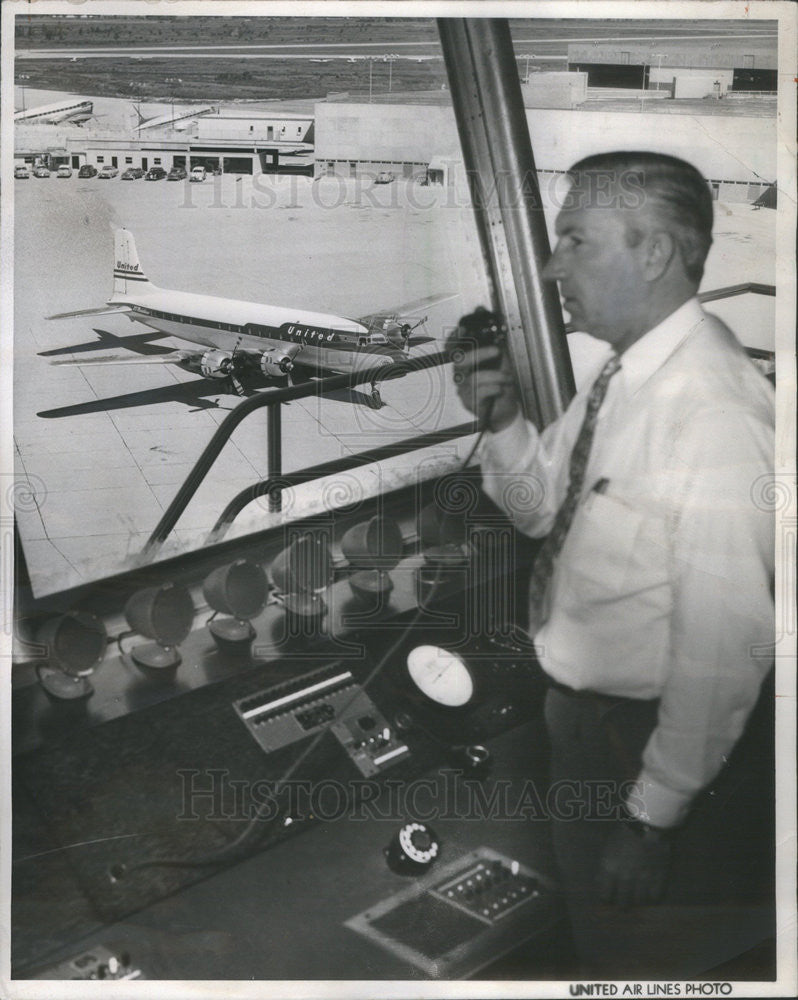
left=438, top=18, right=575, bottom=427
left=267, top=403, right=282, bottom=512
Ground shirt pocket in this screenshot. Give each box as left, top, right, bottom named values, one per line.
left=558, top=490, right=651, bottom=602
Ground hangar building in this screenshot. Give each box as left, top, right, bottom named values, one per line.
left=17, top=111, right=315, bottom=176
left=313, top=96, right=776, bottom=203
left=567, top=38, right=777, bottom=96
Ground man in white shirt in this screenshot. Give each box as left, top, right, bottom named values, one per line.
left=454, top=151, right=774, bottom=975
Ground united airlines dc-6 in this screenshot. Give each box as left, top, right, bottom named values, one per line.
left=46, top=229, right=450, bottom=409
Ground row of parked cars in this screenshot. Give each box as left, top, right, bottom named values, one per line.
left=15, top=163, right=207, bottom=182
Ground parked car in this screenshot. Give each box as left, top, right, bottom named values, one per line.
left=121, top=167, right=145, bottom=180
left=14, top=165, right=30, bottom=179
left=33, top=165, right=51, bottom=178
left=375, top=171, right=395, bottom=184
left=98, top=165, right=119, bottom=179
left=145, top=166, right=167, bottom=181
left=56, top=165, right=73, bottom=178
left=167, top=166, right=188, bottom=181
left=189, top=166, right=207, bottom=182
left=78, top=164, right=98, bottom=178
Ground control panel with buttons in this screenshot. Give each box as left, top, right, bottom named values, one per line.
left=331, top=705, right=410, bottom=778
left=345, top=846, right=559, bottom=978
left=433, top=857, right=539, bottom=923
left=234, top=661, right=410, bottom=777
left=32, top=944, right=143, bottom=981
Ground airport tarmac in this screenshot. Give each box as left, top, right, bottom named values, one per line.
left=12, top=167, right=491, bottom=596
left=11, top=119, right=776, bottom=598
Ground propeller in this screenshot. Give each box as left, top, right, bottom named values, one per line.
left=222, top=338, right=250, bottom=397
left=399, top=315, right=429, bottom=350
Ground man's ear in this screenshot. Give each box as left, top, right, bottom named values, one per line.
left=642, top=230, right=677, bottom=282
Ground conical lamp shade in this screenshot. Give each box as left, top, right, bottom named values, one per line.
left=38, top=611, right=107, bottom=677
left=203, top=559, right=268, bottom=619
left=418, top=503, right=467, bottom=548
left=271, top=535, right=333, bottom=595
left=124, top=583, right=194, bottom=646
left=341, top=515, right=403, bottom=570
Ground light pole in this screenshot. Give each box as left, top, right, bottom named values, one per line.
left=651, top=53, right=666, bottom=95
left=387, top=53, right=399, bottom=93
left=369, top=57, right=373, bottom=103
left=19, top=74, right=30, bottom=111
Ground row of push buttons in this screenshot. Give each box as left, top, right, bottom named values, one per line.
left=443, top=860, right=539, bottom=920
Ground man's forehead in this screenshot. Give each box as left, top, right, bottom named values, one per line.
left=562, top=172, right=648, bottom=213
left=554, top=204, right=628, bottom=235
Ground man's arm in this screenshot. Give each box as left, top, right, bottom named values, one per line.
left=600, top=406, right=774, bottom=903
left=631, top=406, right=774, bottom=827
left=455, top=345, right=581, bottom=537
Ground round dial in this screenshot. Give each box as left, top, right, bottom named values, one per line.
left=406, top=645, right=474, bottom=707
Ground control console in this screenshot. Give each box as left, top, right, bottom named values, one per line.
left=31, top=944, right=143, bottom=981
left=233, top=661, right=410, bottom=777
left=345, top=846, right=559, bottom=978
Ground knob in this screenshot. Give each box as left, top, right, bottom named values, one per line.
left=384, top=821, right=441, bottom=875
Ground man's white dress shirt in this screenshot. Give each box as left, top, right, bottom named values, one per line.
left=478, top=297, right=774, bottom=828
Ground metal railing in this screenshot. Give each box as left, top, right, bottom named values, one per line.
left=142, top=282, right=776, bottom=560
left=208, top=420, right=478, bottom=544
left=142, top=348, right=459, bottom=558
left=697, top=281, right=776, bottom=304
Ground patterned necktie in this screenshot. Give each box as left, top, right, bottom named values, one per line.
left=528, top=353, right=622, bottom=629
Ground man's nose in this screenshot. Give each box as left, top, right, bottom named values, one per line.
left=541, top=247, right=564, bottom=282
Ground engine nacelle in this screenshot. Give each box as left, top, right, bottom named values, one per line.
left=260, top=345, right=301, bottom=378
left=199, top=349, right=234, bottom=379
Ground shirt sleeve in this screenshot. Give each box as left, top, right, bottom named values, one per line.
left=625, top=407, right=775, bottom=828
left=477, top=403, right=582, bottom=539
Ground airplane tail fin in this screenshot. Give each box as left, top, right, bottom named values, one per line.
left=112, top=228, right=155, bottom=297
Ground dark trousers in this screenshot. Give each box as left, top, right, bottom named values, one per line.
left=545, top=686, right=659, bottom=974
left=543, top=683, right=776, bottom=979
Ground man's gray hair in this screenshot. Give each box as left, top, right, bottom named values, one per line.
left=567, top=151, right=714, bottom=284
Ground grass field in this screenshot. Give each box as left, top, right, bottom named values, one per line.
left=15, top=15, right=776, bottom=101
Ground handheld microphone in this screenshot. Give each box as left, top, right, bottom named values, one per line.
left=445, top=307, right=507, bottom=373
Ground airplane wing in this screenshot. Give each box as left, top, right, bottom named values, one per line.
left=357, top=292, right=458, bottom=327
left=38, top=330, right=170, bottom=358
left=49, top=350, right=193, bottom=367
left=46, top=305, right=132, bottom=320
left=357, top=292, right=459, bottom=345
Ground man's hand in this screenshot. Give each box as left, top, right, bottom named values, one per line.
left=452, top=345, right=519, bottom=432
left=596, top=822, right=672, bottom=908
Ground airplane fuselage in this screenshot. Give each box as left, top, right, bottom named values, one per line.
left=113, top=287, right=406, bottom=376
left=14, top=99, right=93, bottom=125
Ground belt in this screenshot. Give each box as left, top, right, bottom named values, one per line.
left=545, top=674, right=658, bottom=708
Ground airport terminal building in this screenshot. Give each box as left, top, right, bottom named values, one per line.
left=16, top=111, right=315, bottom=176
left=312, top=89, right=776, bottom=203
left=15, top=69, right=776, bottom=203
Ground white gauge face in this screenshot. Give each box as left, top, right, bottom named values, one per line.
left=406, top=645, right=474, bottom=708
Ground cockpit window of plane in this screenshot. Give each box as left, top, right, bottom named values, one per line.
left=11, top=14, right=491, bottom=598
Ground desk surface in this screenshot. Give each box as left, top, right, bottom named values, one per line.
left=13, top=718, right=567, bottom=981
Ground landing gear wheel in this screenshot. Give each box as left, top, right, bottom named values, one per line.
left=368, top=385, right=382, bottom=409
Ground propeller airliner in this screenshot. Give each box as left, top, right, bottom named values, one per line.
left=45, top=229, right=451, bottom=411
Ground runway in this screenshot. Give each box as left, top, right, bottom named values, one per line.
left=16, top=31, right=777, bottom=61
